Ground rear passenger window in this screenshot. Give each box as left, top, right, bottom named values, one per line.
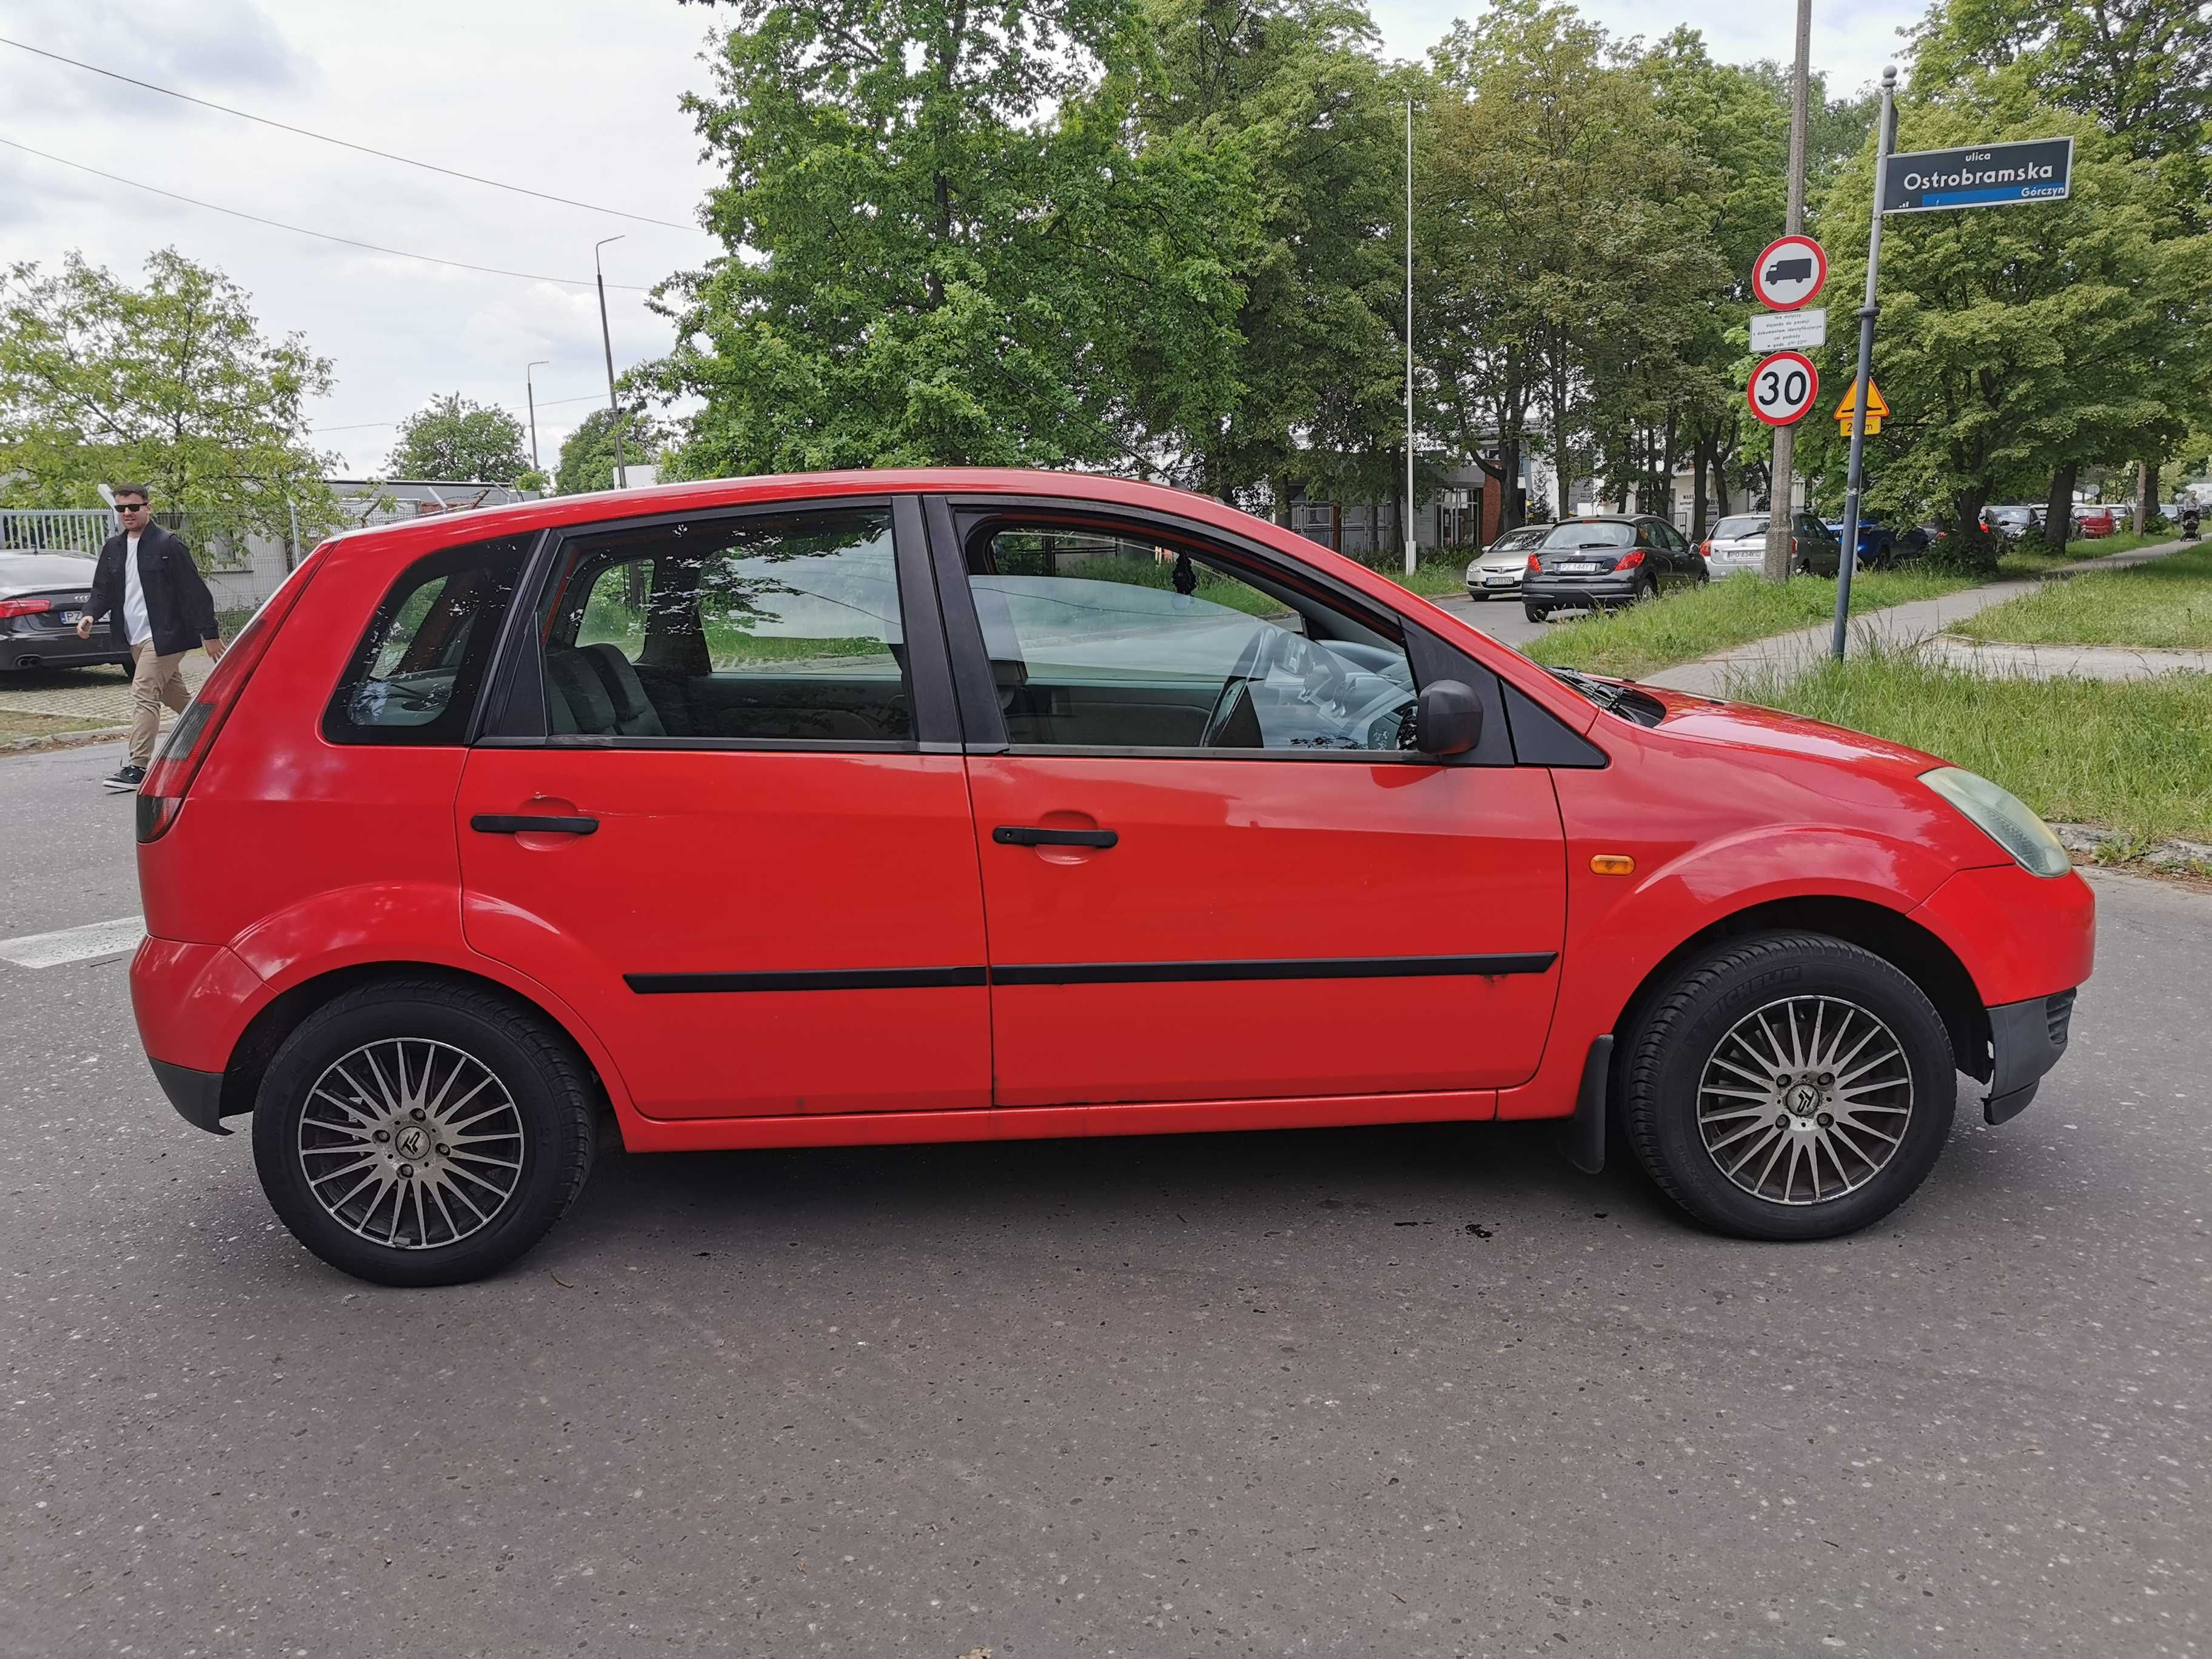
left=324, top=535, right=528, bottom=745
left=535, top=508, right=911, bottom=745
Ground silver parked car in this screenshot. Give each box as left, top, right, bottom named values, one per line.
left=1463, top=523, right=1550, bottom=599
left=1700, top=512, right=1772, bottom=577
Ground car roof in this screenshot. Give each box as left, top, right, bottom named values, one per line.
left=0, top=551, right=96, bottom=591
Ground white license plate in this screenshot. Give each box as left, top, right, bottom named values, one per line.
left=1560, top=561, right=1600, bottom=573
left=1484, top=573, right=1516, bottom=586
left=58, top=610, right=82, bottom=625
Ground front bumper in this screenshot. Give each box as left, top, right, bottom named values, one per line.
left=1466, top=570, right=1524, bottom=597
left=1983, top=990, right=2076, bottom=1124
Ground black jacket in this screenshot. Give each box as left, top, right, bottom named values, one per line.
left=85, top=524, right=220, bottom=655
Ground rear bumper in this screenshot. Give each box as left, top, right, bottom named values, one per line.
left=2, top=632, right=129, bottom=671
left=131, top=934, right=266, bottom=1131
left=1524, top=575, right=1642, bottom=606
left=149, top=1057, right=229, bottom=1134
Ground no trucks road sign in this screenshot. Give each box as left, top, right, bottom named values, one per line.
left=1751, top=235, right=1827, bottom=311
left=1881, top=138, right=2074, bottom=213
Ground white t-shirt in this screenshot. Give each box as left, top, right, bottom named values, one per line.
left=121, top=531, right=152, bottom=646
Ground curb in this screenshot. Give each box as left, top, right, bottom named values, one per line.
left=2056, top=822, right=2212, bottom=876
left=4, top=723, right=132, bottom=755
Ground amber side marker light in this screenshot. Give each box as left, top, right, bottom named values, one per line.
left=1590, top=854, right=1637, bottom=876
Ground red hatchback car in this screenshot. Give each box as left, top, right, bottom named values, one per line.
left=130, top=471, right=2093, bottom=1285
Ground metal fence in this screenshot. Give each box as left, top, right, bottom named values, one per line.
left=0, top=508, right=116, bottom=557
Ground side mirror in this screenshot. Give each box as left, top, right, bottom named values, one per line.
left=1413, top=679, right=1483, bottom=757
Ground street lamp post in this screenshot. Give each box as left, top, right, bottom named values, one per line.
left=594, top=236, right=628, bottom=490
left=525, top=360, right=549, bottom=474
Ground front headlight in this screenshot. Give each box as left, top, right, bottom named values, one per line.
left=1921, top=767, right=2071, bottom=877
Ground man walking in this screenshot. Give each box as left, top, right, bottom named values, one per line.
left=75, top=485, right=224, bottom=792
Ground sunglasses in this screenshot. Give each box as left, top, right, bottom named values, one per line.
left=116, top=501, right=149, bottom=512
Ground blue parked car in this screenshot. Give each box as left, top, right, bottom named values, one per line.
left=1820, top=515, right=1905, bottom=569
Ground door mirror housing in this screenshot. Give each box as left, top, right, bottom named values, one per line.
left=1413, top=679, right=1483, bottom=757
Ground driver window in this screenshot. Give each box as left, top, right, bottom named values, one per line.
left=966, top=528, right=1417, bottom=752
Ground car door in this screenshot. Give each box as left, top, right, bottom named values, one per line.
left=932, top=499, right=1569, bottom=1110
left=453, top=495, right=991, bottom=1121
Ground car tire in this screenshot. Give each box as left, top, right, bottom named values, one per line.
left=1620, top=933, right=1956, bottom=1241
left=252, top=979, right=598, bottom=1287
left=1523, top=603, right=1549, bottom=623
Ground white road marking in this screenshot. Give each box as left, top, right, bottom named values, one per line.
left=0, top=916, right=146, bottom=969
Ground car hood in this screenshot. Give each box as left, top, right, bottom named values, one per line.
left=1634, top=684, right=1948, bottom=779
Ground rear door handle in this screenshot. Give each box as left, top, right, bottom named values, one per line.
left=992, top=825, right=1118, bottom=849
left=471, top=814, right=599, bottom=836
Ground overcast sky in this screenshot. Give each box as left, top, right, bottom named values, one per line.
left=0, top=0, right=1924, bottom=477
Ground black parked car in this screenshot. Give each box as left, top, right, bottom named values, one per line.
left=1521, top=515, right=1708, bottom=622
left=0, top=552, right=128, bottom=673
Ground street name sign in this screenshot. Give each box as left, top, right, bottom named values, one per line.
left=1881, top=138, right=2074, bottom=213
left=1748, top=350, right=1820, bottom=427
left=1749, top=307, right=1828, bottom=353
left=1751, top=235, right=1827, bottom=310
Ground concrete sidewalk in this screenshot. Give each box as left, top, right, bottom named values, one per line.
left=1643, top=538, right=2194, bottom=698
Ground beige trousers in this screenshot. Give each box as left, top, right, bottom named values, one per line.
left=127, top=641, right=192, bottom=767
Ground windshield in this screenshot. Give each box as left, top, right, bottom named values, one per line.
left=1486, top=528, right=1544, bottom=555
left=1989, top=508, right=2031, bottom=523
left=1710, top=515, right=1765, bottom=540
left=1539, top=521, right=1635, bottom=549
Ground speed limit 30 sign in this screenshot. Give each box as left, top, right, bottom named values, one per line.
left=1748, top=350, right=1820, bottom=427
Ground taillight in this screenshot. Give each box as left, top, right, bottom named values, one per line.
left=1526, top=553, right=1543, bottom=572
left=136, top=557, right=320, bottom=842
left=1696, top=541, right=1712, bottom=558
left=1616, top=548, right=1646, bottom=570
left=0, top=597, right=52, bottom=618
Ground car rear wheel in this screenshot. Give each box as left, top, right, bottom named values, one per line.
left=1523, top=603, right=1549, bottom=622
left=1621, top=933, right=1956, bottom=1241
left=252, top=980, right=597, bottom=1286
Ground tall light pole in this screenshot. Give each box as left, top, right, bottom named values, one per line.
left=1404, top=96, right=1416, bottom=577
left=1763, top=0, right=1813, bottom=581
left=594, top=236, right=628, bottom=490
left=525, top=360, right=549, bottom=474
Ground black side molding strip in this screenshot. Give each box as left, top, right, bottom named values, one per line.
left=992, top=953, right=1556, bottom=987
left=629, top=967, right=990, bottom=994
left=627, top=954, right=1558, bottom=994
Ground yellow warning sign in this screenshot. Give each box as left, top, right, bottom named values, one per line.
left=1835, top=378, right=1889, bottom=435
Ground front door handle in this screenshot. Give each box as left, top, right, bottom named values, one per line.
left=471, top=814, right=599, bottom=836
left=993, top=825, right=1118, bottom=849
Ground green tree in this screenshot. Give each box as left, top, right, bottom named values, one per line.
left=1794, top=110, right=2207, bottom=554
left=651, top=0, right=1253, bottom=479
left=1136, top=0, right=1410, bottom=511
left=1424, top=0, right=1725, bottom=521
left=0, top=249, right=338, bottom=554
left=386, top=392, right=531, bottom=481
left=554, top=406, right=669, bottom=495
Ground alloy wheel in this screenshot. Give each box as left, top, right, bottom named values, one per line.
left=296, top=1039, right=526, bottom=1250
left=1695, top=995, right=1913, bottom=1206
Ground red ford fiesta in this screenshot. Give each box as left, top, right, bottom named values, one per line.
left=130, top=471, right=2093, bottom=1285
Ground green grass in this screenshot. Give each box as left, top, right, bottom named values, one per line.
left=1524, top=570, right=1971, bottom=681
left=1365, top=557, right=1476, bottom=599
left=1743, top=645, right=2212, bottom=843
left=0, top=710, right=105, bottom=739
left=1996, top=527, right=2169, bottom=577
left=1957, top=540, right=2212, bottom=648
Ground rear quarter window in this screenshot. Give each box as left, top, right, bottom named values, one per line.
left=322, top=534, right=530, bottom=746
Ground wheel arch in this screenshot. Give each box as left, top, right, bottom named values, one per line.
left=216, top=961, right=628, bottom=1141
left=1608, top=895, right=1992, bottom=1087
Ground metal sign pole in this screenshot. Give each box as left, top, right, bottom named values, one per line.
left=1404, top=97, right=1416, bottom=577
left=1763, top=0, right=1813, bottom=583
left=1831, top=67, right=1899, bottom=662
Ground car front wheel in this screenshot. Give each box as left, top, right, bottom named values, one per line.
left=252, top=979, right=597, bottom=1286
left=1621, top=933, right=1956, bottom=1241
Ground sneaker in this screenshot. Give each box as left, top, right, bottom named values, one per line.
left=101, top=765, right=146, bottom=793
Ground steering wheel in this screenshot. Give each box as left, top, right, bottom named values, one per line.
left=1198, top=626, right=1293, bottom=748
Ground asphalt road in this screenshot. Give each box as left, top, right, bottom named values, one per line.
left=2, top=736, right=2207, bottom=1658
